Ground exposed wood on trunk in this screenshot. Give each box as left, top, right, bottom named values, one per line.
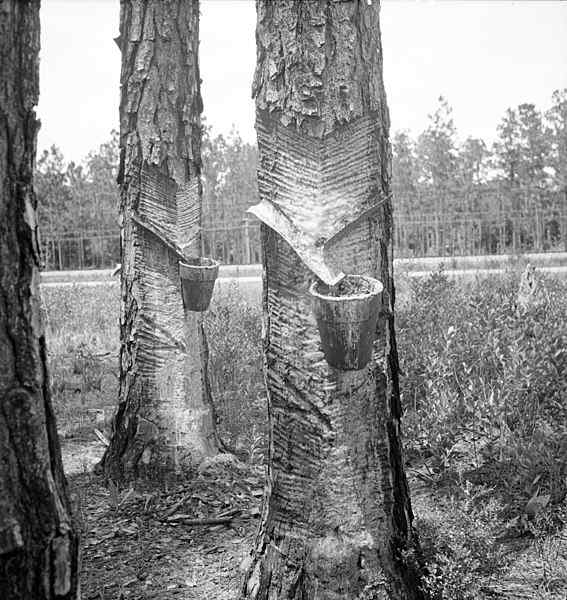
left=0, top=1, right=80, bottom=597
left=241, top=1, right=426, bottom=598
left=100, top=0, right=221, bottom=481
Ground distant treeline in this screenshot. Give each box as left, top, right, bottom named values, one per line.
left=391, top=91, right=566, bottom=215
left=36, top=90, right=566, bottom=268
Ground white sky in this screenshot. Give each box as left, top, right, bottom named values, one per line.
left=38, top=0, right=567, bottom=162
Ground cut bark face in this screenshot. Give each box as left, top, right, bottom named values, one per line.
left=0, top=1, right=80, bottom=597
left=101, top=0, right=220, bottom=481
left=242, top=2, right=425, bottom=599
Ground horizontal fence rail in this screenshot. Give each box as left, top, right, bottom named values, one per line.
left=40, top=209, right=567, bottom=271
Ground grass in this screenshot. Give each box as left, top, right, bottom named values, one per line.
left=204, top=284, right=265, bottom=460
left=42, top=283, right=119, bottom=438
left=398, top=268, right=567, bottom=599
left=42, top=267, right=567, bottom=598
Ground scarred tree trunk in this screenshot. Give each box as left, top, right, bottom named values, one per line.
left=0, top=1, right=80, bottom=597
left=100, top=0, right=221, bottom=481
left=241, top=1, right=426, bottom=599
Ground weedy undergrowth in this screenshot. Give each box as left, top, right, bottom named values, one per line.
left=43, top=268, right=567, bottom=596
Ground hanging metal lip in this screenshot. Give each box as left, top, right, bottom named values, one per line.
left=247, top=200, right=344, bottom=286
left=324, top=203, right=385, bottom=247
left=247, top=200, right=383, bottom=286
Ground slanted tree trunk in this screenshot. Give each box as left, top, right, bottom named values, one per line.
left=241, top=1, right=425, bottom=599
left=0, top=1, right=80, bottom=597
left=100, top=0, right=221, bottom=481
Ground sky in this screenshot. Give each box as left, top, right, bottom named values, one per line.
left=38, top=0, right=567, bottom=162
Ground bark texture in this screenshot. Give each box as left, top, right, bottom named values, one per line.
left=241, top=2, right=425, bottom=599
left=0, top=1, right=80, bottom=597
left=101, top=0, right=220, bottom=481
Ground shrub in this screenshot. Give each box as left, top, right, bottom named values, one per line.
left=397, top=268, right=567, bottom=515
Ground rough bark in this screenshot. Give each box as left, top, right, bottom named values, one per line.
left=241, top=1, right=426, bottom=599
left=100, top=0, right=221, bottom=481
left=0, top=1, right=80, bottom=597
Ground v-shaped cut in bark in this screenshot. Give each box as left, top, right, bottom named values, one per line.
left=248, top=114, right=388, bottom=284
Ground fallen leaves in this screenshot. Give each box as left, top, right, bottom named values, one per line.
left=69, top=452, right=265, bottom=600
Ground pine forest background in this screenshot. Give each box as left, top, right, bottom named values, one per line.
left=36, top=91, right=567, bottom=270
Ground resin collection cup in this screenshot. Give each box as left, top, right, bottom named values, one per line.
left=179, top=257, right=219, bottom=312
left=309, top=275, right=383, bottom=370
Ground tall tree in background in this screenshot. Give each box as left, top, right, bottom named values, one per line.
left=0, top=1, right=80, bottom=597
left=100, top=0, right=221, bottom=481
left=546, top=88, right=567, bottom=192
left=457, top=137, right=490, bottom=212
left=458, top=137, right=489, bottom=188
left=202, top=126, right=259, bottom=228
left=65, top=161, right=88, bottom=249
left=493, top=103, right=551, bottom=211
left=84, top=130, right=121, bottom=232
left=392, top=130, right=419, bottom=213
left=241, top=1, right=425, bottom=598
left=493, top=107, right=520, bottom=191
left=416, top=96, right=458, bottom=212
left=35, top=146, right=73, bottom=234
left=515, top=104, right=550, bottom=191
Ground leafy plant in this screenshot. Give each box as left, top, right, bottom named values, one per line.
left=397, top=267, right=567, bottom=518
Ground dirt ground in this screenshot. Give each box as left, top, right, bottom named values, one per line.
left=62, top=438, right=263, bottom=600
left=62, top=435, right=567, bottom=600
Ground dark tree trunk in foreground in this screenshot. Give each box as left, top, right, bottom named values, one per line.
left=101, top=0, right=221, bottom=481
left=0, top=1, right=80, bottom=598
left=241, top=1, right=425, bottom=599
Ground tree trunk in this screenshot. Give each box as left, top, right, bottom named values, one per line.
left=0, top=1, right=80, bottom=597
left=241, top=1, right=425, bottom=599
left=100, top=0, right=221, bottom=481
